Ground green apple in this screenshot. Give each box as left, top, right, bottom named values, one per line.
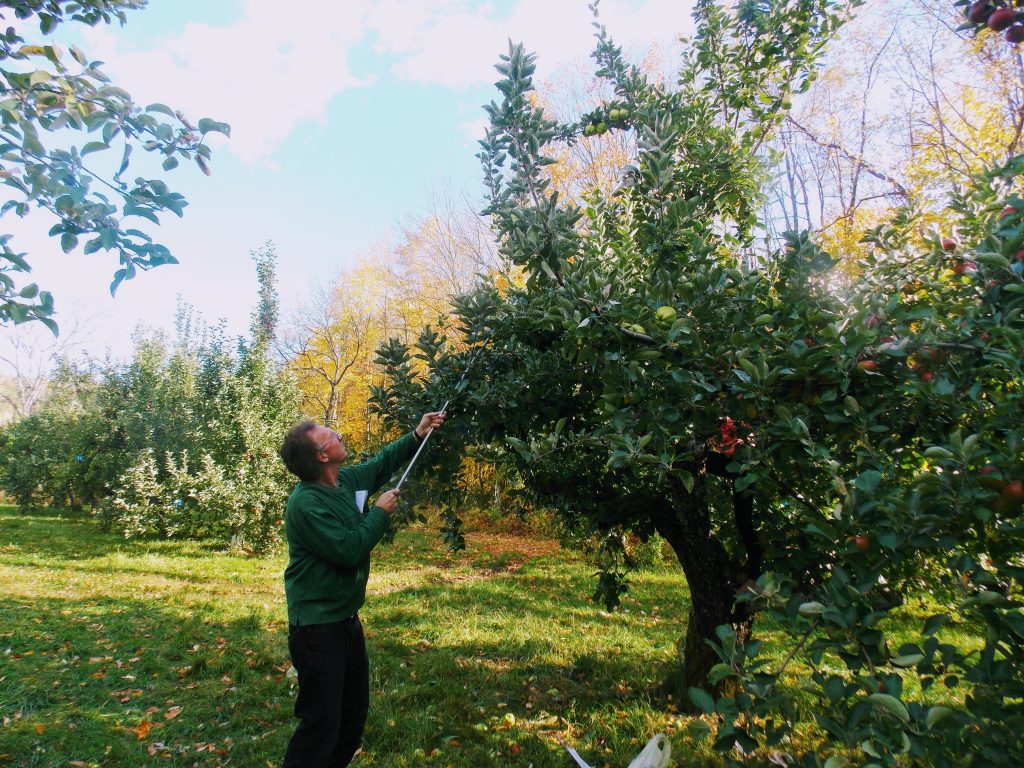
left=655, top=305, right=677, bottom=327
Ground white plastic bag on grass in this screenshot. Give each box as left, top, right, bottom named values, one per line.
left=627, top=734, right=671, bottom=768
left=560, top=733, right=671, bottom=768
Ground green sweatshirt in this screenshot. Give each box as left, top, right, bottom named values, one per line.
left=283, top=431, right=419, bottom=626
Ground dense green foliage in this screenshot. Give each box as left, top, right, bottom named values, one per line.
left=372, top=1, right=1024, bottom=764
left=0, top=245, right=300, bottom=552
left=0, top=0, right=227, bottom=330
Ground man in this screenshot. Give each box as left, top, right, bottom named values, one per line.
left=278, top=412, right=446, bottom=767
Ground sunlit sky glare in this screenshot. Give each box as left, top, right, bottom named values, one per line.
left=0, top=0, right=695, bottom=364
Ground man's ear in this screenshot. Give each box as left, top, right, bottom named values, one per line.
left=317, top=451, right=329, bottom=464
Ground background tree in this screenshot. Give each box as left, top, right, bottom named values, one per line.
left=279, top=192, right=499, bottom=451
left=764, top=0, right=1024, bottom=266
left=0, top=0, right=227, bottom=330
left=0, top=309, right=89, bottom=420
left=0, top=246, right=300, bottom=553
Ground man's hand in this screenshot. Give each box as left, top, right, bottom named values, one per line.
left=375, top=488, right=401, bottom=514
left=414, top=411, right=447, bottom=440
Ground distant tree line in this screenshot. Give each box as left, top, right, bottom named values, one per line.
left=0, top=244, right=300, bottom=553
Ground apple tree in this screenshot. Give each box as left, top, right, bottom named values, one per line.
left=0, top=0, right=228, bottom=331
left=373, top=0, right=862, bottom=691
left=372, top=1, right=1024, bottom=763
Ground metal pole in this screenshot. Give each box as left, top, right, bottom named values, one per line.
left=394, top=339, right=490, bottom=490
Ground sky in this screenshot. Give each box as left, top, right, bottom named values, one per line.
left=0, top=0, right=695, bottom=364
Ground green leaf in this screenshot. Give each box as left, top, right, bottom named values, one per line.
left=976, top=252, right=1009, bottom=268
left=80, top=141, right=108, bottom=156
left=197, top=118, right=231, bottom=136
left=739, top=357, right=758, bottom=379
left=798, top=601, right=825, bottom=616
left=925, top=705, right=955, bottom=730
left=867, top=693, right=910, bottom=723
left=688, top=686, right=715, bottom=714
left=853, top=470, right=881, bottom=493
left=60, top=232, right=78, bottom=253
left=823, top=758, right=848, bottom=768
left=146, top=103, right=177, bottom=117
left=109, top=268, right=128, bottom=296
left=890, top=653, right=924, bottom=668
left=860, top=740, right=881, bottom=759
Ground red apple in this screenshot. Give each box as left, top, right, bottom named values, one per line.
left=988, top=6, right=1017, bottom=31
left=866, top=313, right=882, bottom=329
left=857, top=360, right=878, bottom=373
left=941, top=237, right=958, bottom=251
left=920, top=370, right=935, bottom=382
left=1000, top=204, right=1018, bottom=219
left=953, top=261, right=968, bottom=275
left=1007, top=23, right=1024, bottom=43
left=968, top=1, right=993, bottom=24
left=979, top=465, right=1005, bottom=491
left=1016, top=250, right=1024, bottom=262
left=1003, top=480, right=1024, bottom=502
left=854, top=534, right=869, bottom=551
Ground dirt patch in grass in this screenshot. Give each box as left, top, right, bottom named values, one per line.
left=460, top=531, right=562, bottom=573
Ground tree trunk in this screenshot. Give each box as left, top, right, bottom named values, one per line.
left=650, top=472, right=751, bottom=700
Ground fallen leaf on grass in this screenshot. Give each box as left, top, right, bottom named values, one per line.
left=132, top=720, right=151, bottom=740
left=35, top=724, right=44, bottom=735
left=165, top=706, right=182, bottom=720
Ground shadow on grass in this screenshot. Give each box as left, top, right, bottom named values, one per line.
left=0, top=591, right=295, bottom=768
left=0, top=506, right=240, bottom=564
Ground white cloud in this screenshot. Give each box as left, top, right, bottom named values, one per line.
left=81, top=0, right=372, bottom=163
left=75, top=0, right=694, bottom=162
left=373, top=0, right=694, bottom=89
left=459, top=115, right=491, bottom=144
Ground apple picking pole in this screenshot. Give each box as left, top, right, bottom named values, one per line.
left=395, top=340, right=490, bottom=490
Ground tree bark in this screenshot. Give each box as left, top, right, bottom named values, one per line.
left=650, top=471, right=751, bottom=699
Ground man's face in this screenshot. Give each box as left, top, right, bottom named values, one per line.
left=311, top=425, right=348, bottom=466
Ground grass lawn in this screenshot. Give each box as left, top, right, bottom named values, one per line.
left=0, top=506, right=975, bottom=767
left=0, top=505, right=721, bottom=768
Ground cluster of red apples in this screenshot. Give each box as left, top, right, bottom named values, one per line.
left=967, top=1, right=1024, bottom=43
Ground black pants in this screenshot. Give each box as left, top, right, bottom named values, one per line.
left=283, top=616, right=369, bottom=768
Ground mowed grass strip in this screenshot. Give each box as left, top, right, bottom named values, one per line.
left=0, top=506, right=723, bottom=768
